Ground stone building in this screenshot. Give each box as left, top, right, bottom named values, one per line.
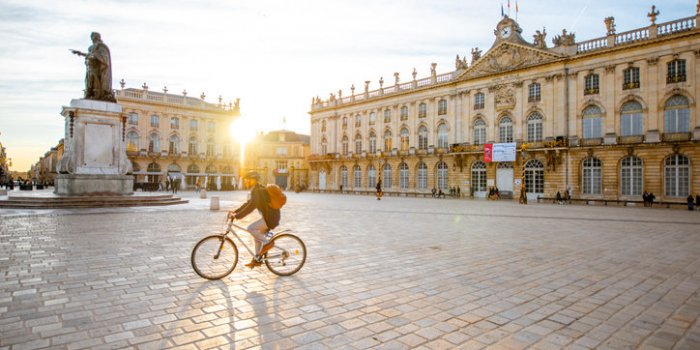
left=244, top=130, right=311, bottom=191
left=116, top=83, right=241, bottom=190
left=308, top=8, right=700, bottom=202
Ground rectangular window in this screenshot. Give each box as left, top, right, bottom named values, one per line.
left=170, top=117, right=179, bottom=129
left=400, top=107, right=408, bottom=121
left=583, top=117, right=602, bottom=139
left=623, top=67, right=640, bottom=90
left=190, top=120, right=198, bottom=130
left=667, top=60, right=686, bottom=83
left=585, top=74, right=599, bottom=95
left=276, top=147, right=288, bottom=156
left=528, top=83, right=541, bottom=102
left=150, top=116, right=159, bottom=128
left=418, top=104, right=427, bottom=118
left=438, top=100, right=447, bottom=115
left=355, top=115, right=361, bottom=127
left=276, top=161, right=287, bottom=170
left=207, top=122, right=216, bottom=133
left=474, top=93, right=484, bottom=110
left=384, top=110, right=391, bottom=123
left=369, top=112, right=376, bottom=126
left=128, top=114, right=139, bottom=125
left=620, top=113, right=643, bottom=136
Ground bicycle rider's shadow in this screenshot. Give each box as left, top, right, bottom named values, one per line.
left=157, top=279, right=236, bottom=350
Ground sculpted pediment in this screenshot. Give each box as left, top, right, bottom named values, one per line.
left=458, top=42, right=563, bottom=80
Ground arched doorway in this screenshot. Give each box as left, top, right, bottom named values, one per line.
left=318, top=169, right=327, bottom=191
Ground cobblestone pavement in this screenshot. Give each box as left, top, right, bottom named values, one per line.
left=1, top=191, right=700, bottom=350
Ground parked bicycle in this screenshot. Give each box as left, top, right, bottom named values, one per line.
left=191, top=218, right=307, bottom=279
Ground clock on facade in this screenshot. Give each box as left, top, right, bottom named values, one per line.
left=500, top=26, right=512, bottom=38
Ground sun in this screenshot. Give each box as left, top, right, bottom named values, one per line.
left=229, top=117, right=257, bottom=145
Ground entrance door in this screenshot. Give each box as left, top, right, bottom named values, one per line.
left=275, top=175, right=288, bottom=190
left=496, top=163, right=514, bottom=197
left=319, top=170, right=326, bottom=190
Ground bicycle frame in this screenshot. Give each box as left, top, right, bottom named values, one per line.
left=220, top=220, right=292, bottom=261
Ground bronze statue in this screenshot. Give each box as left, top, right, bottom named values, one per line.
left=71, top=32, right=115, bottom=102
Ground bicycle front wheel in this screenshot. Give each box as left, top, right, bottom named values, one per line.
left=191, top=235, right=239, bottom=280
left=264, top=233, right=307, bottom=276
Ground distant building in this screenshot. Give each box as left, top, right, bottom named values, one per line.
left=309, top=9, right=700, bottom=201
left=244, top=130, right=311, bottom=190
left=0, top=141, right=9, bottom=183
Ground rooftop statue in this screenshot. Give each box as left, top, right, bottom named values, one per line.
left=71, top=32, right=116, bottom=102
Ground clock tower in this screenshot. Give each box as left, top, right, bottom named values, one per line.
left=493, top=15, right=528, bottom=45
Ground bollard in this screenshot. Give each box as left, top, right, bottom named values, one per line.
left=210, top=196, right=220, bottom=211
left=200, top=189, right=207, bottom=199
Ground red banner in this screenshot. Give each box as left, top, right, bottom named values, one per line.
left=484, top=143, right=493, bottom=163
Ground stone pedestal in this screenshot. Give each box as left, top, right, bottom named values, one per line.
left=56, top=99, right=133, bottom=195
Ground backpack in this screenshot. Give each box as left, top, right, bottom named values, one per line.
left=266, top=184, right=287, bottom=209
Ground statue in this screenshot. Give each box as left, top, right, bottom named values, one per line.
left=471, top=47, right=482, bottom=64
left=604, top=17, right=616, bottom=35
left=533, top=28, right=547, bottom=49
left=455, top=55, right=468, bottom=69
left=71, top=32, right=115, bottom=102
left=552, top=29, right=576, bottom=47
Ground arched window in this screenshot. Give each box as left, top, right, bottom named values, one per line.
left=620, top=101, right=643, bottom=136
left=400, top=127, right=410, bottom=151
left=187, top=164, right=200, bottom=173
left=170, top=117, right=179, bottom=129
left=473, top=119, right=486, bottom=145
left=189, top=137, right=198, bottom=155
left=471, top=161, right=487, bottom=192
left=664, top=95, right=690, bottom=133
left=418, top=103, right=427, bottom=118
left=436, top=162, right=448, bottom=190
left=418, top=125, right=428, bottom=150
left=341, top=136, right=349, bottom=156
left=168, top=135, right=180, bottom=154
left=383, top=164, right=392, bottom=188
left=437, top=124, right=449, bottom=149
left=321, top=138, right=327, bottom=155
left=399, top=163, right=409, bottom=189
left=167, top=164, right=181, bottom=173
left=499, top=117, right=513, bottom=143
left=126, top=131, right=139, bottom=151
left=367, top=165, right=376, bottom=188
left=147, top=162, right=161, bottom=173
left=664, top=154, right=690, bottom=197
left=368, top=132, right=377, bottom=154
left=340, top=165, right=348, bottom=188
left=438, top=99, right=448, bottom=115
left=524, top=160, right=544, bottom=194
left=527, top=113, right=543, bottom=142
left=417, top=162, right=428, bottom=189
left=582, top=105, right=603, bottom=139
left=383, top=130, right=392, bottom=152
left=148, top=133, right=160, bottom=152
left=354, top=134, right=362, bottom=154
left=150, top=115, right=159, bottom=128
left=384, top=109, right=391, bottom=123
left=620, top=156, right=643, bottom=196
left=205, top=165, right=217, bottom=174
left=582, top=157, right=602, bottom=195
left=353, top=165, right=362, bottom=188
left=400, top=106, right=409, bottom=120
left=206, top=138, right=215, bottom=156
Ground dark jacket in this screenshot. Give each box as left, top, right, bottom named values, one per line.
left=233, top=184, right=280, bottom=229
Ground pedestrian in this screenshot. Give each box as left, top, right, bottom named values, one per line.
left=556, top=191, right=563, bottom=205
left=696, top=194, right=700, bottom=211
left=642, top=190, right=649, bottom=207
left=688, top=194, right=695, bottom=211
left=649, top=192, right=655, bottom=207
left=431, top=187, right=436, bottom=198
left=457, top=186, right=461, bottom=197
left=339, top=184, right=343, bottom=193
left=375, top=177, right=382, bottom=200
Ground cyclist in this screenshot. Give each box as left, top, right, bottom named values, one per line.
left=228, top=171, right=280, bottom=268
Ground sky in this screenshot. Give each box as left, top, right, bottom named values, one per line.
left=0, top=0, right=692, bottom=171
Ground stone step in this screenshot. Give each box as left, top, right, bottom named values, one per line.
left=0, top=196, right=189, bottom=209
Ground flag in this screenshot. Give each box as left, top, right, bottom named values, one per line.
left=507, top=0, right=511, bottom=16
left=484, top=144, right=493, bottom=163
left=516, top=0, right=519, bottom=20
left=501, top=4, right=504, bottom=17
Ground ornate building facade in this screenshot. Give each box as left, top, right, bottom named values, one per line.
left=309, top=8, right=700, bottom=202
left=116, top=83, right=241, bottom=190
left=244, top=130, right=310, bottom=191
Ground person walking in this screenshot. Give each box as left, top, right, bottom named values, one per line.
left=696, top=194, right=700, bottom=211
left=375, top=177, right=383, bottom=200
left=688, top=194, right=695, bottom=211
left=228, top=171, right=280, bottom=269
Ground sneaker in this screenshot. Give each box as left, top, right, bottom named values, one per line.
left=259, top=241, right=275, bottom=256
left=244, top=258, right=262, bottom=269
left=264, top=232, right=274, bottom=240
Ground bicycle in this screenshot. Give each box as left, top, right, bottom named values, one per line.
left=191, top=218, right=307, bottom=279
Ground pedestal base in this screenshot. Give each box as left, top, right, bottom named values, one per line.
left=55, top=174, right=134, bottom=196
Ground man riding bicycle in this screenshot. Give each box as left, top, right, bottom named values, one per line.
left=228, top=171, right=280, bottom=268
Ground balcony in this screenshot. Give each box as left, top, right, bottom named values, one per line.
left=580, top=138, right=603, bottom=146
left=584, top=87, right=599, bottom=95
left=667, top=74, right=687, bottom=84
left=662, top=132, right=691, bottom=142
left=617, top=135, right=645, bottom=144
left=622, top=81, right=640, bottom=90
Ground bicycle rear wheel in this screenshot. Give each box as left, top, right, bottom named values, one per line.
left=191, top=235, right=238, bottom=280
left=264, top=233, right=306, bottom=276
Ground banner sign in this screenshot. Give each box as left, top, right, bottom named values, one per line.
left=484, top=144, right=493, bottom=162
left=492, top=142, right=516, bottom=162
